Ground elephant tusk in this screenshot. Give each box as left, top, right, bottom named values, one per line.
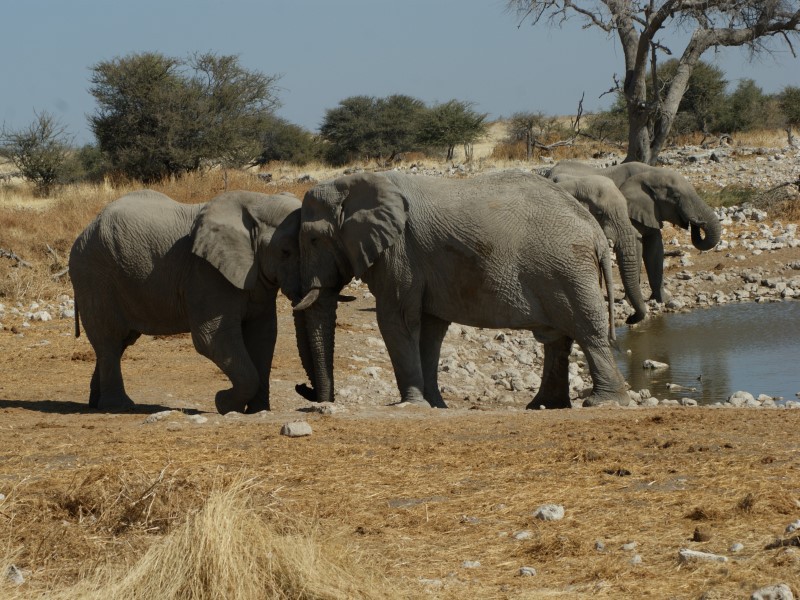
left=293, top=288, right=321, bottom=311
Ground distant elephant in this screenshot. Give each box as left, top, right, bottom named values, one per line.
left=551, top=173, right=647, bottom=324
left=69, top=189, right=314, bottom=414
left=294, top=170, right=630, bottom=410
left=549, top=160, right=721, bottom=302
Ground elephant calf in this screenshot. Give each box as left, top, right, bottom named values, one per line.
left=69, top=189, right=313, bottom=413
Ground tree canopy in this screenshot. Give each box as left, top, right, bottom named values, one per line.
left=89, top=52, right=281, bottom=181
left=508, top=0, right=800, bottom=164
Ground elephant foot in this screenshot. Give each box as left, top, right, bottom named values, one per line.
left=295, top=383, right=319, bottom=402
left=427, top=397, right=448, bottom=409
left=581, top=391, right=631, bottom=408
left=393, top=398, right=432, bottom=409
left=215, top=390, right=247, bottom=415
left=95, top=393, right=135, bottom=412
left=527, top=391, right=571, bottom=410
left=245, top=398, right=270, bottom=414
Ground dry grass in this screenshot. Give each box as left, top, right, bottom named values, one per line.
left=1, top=473, right=396, bottom=600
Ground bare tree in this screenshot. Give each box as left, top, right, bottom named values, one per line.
left=508, top=1, right=800, bottom=164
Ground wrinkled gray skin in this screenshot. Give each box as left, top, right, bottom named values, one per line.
left=296, top=171, right=629, bottom=410
left=549, top=161, right=722, bottom=302
left=69, top=189, right=314, bottom=414
left=552, top=174, right=647, bottom=325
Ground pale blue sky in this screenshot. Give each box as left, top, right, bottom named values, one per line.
left=2, top=0, right=797, bottom=145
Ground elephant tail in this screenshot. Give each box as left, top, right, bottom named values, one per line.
left=74, top=301, right=81, bottom=338
left=599, top=246, right=616, bottom=344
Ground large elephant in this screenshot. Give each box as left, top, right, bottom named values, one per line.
left=549, top=160, right=721, bottom=302
left=295, top=170, right=630, bottom=410
left=69, top=189, right=313, bottom=414
left=551, top=174, right=647, bottom=325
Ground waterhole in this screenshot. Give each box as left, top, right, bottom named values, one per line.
left=615, top=301, right=800, bottom=404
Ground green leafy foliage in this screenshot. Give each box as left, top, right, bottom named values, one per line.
left=89, top=52, right=281, bottom=182
left=416, top=100, right=487, bottom=161
left=0, top=111, right=74, bottom=196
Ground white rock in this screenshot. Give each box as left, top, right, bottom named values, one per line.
left=142, top=410, right=174, bottom=424
left=728, top=390, right=756, bottom=407
left=462, top=560, right=481, bottom=569
left=730, top=542, right=744, bottom=553
left=533, top=504, right=565, bottom=521
left=513, top=530, right=533, bottom=540
left=786, top=519, right=800, bottom=534
left=5, top=564, right=24, bottom=585
left=519, top=566, right=537, bottom=576
left=750, top=584, right=795, bottom=600
left=280, top=421, right=313, bottom=437
left=643, top=359, right=669, bottom=369
left=678, top=548, right=728, bottom=563
left=187, top=414, right=208, bottom=424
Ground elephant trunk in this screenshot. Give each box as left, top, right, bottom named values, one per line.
left=303, top=290, right=338, bottom=404
left=687, top=202, right=721, bottom=251
left=293, top=310, right=317, bottom=398
left=611, top=220, right=647, bottom=324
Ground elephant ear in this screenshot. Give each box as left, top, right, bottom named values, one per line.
left=620, top=175, right=661, bottom=230
left=191, top=195, right=259, bottom=290
left=336, top=173, right=409, bottom=278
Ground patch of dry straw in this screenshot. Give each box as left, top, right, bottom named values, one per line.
left=3, top=477, right=395, bottom=600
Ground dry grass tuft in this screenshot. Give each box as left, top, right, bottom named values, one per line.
left=737, top=492, right=758, bottom=514
left=43, top=478, right=394, bottom=600
left=685, top=506, right=723, bottom=521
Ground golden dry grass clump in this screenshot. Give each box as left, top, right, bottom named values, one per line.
left=1, top=477, right=395, bottom=600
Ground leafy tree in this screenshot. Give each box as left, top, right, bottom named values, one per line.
left=585, top=92, right=629, bottom=145
left=89, top=52, right=281, bottom=181
left=257, top=117, right=323, bottom=165
left=320, top=95, right=426, bottom=165
left=507, top=1, right=800, bottom=164
left=508, top=111, right=563, bottom=159
left=779, top=85, right=800, bottom=146
left=417, top=100, right=488, bottom=161
left=717, top=79, right=768, bottom=133
left=653, top=59, right=727, bottom=139
left=0, top=111, right=74, bottom=196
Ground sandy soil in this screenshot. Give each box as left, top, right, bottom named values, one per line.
left=2, top=148, right=800, bottom=597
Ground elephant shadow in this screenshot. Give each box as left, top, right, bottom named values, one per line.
left=0, top=398, right=199, bottom=415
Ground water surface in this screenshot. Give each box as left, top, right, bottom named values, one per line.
left=615, top=301, right=800, bottom=404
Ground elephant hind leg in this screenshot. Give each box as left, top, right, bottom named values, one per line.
left=419, top=313, right=450, bottom=408
left=528, top=336, right=572, bottom=410
left=90, top=330, right=140, bottom=411
left=577, top=338, right=630, bottom=408
left=376, top=302, right=426, bottom=406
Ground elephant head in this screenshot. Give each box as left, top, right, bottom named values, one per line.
left=190, top=190, right=316, bottom=402
left=617, top=167, right=721, bottom=251
left=191, top=191, right=303, bottom=302
left=552, top=174, right=647, bottom=324
left=295, top=173, right=408, bottom=403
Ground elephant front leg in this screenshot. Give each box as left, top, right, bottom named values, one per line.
left=528, top=336, right=572, bottom=410
left=642, top=232, right=671, bottom=303
left=419, top=313, right=450, bottom=408
left=376, top=305, right=427, bottom=406
left=193, top=321, right=259, bottom=415
left=241, top=311, right=278, bottom=413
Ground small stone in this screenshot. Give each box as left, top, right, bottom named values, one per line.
left=519, top=566, right=537, bottom=577
left=594, top=540, right=606, bottom=551
left=728, top=390, right=756, bottom=406
left=6, top=564, right=24, bottom=585
left=678, top=548, right=728, bottom=563
left=622, top=542, right=637, bottom=551
left=750, top=584, right=795, bottom=600
left=513, top=530, right=533, bottom=540
left=786, top=519, right=800, bottom=534
left=630, top=554, right=643, bottom=565
left=142, top=410, right=174, bottom=424
left=730, top=542, right=744, bottom=553
left=462, top=560, right=481, bottom=569
left=680, top=397, right=698, bottom=407
left=643, top=359, right=669, bottom=369
left=533, top=504, right=565, bottom=521
left=309, top=402, right=343, bottom=415
left=165, top=422, right=182, bottom=432
left=187, top=414, right=208, bottom=424
left=280, top=421, right=313, bottom=437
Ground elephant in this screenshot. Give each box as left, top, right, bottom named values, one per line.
left=550, top=173, right=647, bottom=325
left=548, top=160, right=721, bottom=302
left=69, top=189, right=314, bottom=414
left=294, top=170, right=630, bottom=410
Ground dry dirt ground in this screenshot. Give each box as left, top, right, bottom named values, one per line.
left=2, top=249, right=800, bottom=598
